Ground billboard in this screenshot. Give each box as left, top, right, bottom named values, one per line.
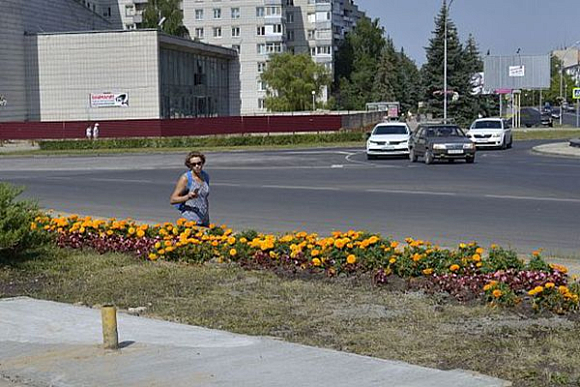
left=483, top=55, right=550, bottom=91
left=90, top=92, right=129, bottom=108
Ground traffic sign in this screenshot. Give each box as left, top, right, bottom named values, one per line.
left=573, top=88, right=580, bottom=100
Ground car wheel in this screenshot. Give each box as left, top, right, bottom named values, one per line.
left=525, top=124, right=532, bottom=128
left=424, top=150, right=434, bottom=165
left=466, top=155, right=475, bottom=164
left=501, top=138, right=508, bottom=150
left=507, top=137, right=513, bottom=149
left=409, top=148, right=418, bottom=162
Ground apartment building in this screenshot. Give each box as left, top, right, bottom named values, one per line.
left=112, top=0, right=365, bottom=114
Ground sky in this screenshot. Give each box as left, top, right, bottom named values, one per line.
left=354, top=0, right=580, bottom=66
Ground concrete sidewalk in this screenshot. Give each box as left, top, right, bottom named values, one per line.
left=0, top=297, right=510, bottom=387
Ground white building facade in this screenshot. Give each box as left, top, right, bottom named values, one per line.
left=114, top=0, right=365, bottom=114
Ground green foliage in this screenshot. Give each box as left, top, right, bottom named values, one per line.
left=260, top=53, right=331, bottom=112
left=141, top=0, right=189, bottom=38
left=480, top=246, right=524, bottom=273
left=0, top=183, right=52, bottom=260
left=38, top=131, right=366, bottom=151
left=421, top=2, right=479, bottom=126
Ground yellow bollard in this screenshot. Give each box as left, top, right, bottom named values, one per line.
left=101, top=305, right=119, bottom=350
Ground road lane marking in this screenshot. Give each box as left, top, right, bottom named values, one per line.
left=366, top=189, right=457, bottom=196
left=485, top=194, right=580, bottom=203
left=261, top=185, right=340, bottom=191
left=90, top=178, right=153, bottom=183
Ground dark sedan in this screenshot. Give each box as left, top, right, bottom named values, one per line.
left=409, top=124, right=476, bottom=164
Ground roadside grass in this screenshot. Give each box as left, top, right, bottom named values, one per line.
left=513, top=129, right=580, bottom=141
left=2, top=249, right=580, bottom=386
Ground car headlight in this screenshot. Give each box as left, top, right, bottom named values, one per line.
left=491, top=133, right=501, bottom=138
left=433, top=144, right=447, bottom=150
left=463, top=143, right=475, bottom=149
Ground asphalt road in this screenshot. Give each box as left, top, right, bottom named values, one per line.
left=1, top=140, right=579, bottom=255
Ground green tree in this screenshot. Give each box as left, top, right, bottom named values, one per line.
left=394, top=48, right=422, bottom=115
left=334, top=18, right=385, bottom=110
left=421, top=1, right=473, bottom=125
left=260, top=53, right=331, bottom=112
left=141, top=0, right=190, bottom=38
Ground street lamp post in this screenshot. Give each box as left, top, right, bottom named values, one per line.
left=311, top=90, right=316, bottom=111
left=443, top=0, right=455, bottom=124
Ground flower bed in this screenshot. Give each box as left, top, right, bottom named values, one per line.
left=34, top=214, right=580, bottom=315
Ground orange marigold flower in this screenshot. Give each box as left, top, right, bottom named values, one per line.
left=492, top=289, right=503, bottom=298
left=346, top=254, right=356, bottom=264
left=475, top=247, right=484, bottom=254
left=449, top=264, right=460, bottom=271
left=311, top=249, right=320, bottom=257
left=312, top=258, right=322, bottom=266
left=229, top=248, right=237, bottom=256
left=422, top=268, right=434, bottom=275
left=389, top=258, right=397, bottom=264
left=472, top=254, right=481, bottom=262
left=390, top=241, right=399, bottom=249
left=545, top=282, right=555, bottom=289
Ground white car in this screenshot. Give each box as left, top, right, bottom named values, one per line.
left=366, top=122, right=411, bottom=159
left=466, top=118, right=513, bottom=149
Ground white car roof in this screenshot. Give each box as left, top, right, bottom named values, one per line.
left=472, top=118, right=503, bottom=122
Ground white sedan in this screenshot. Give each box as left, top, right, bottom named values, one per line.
left=366, top=122, right=411, bottom=159
left=466, top=118, right=512, bottom=149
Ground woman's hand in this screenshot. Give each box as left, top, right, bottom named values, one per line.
left=188, top=188, right=200, bottom=199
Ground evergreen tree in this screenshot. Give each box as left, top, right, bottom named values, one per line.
left=421, top=1, right=471, bottom=125
left=395, top=48, right=421, bottom=115
left=142, top=0, right=190, bottom=38
left=371, top=37, right=397, bottom=103
left=260, top=53, right=331, bottom=112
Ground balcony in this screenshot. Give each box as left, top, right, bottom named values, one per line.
left=315, top=20, right=331, bottom=30
left=315, top=2, right=332, bottom=12
left=265, top=34, right=285, bottom=43
left=264, top=0, right=283, bottom=4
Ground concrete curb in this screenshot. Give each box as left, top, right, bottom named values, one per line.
left=532, top=142, right=580, bottom=158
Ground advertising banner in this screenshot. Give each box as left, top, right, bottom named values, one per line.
left=90, top=92, right=129, bottom=108
left=508, top=65, right=525, bottom=77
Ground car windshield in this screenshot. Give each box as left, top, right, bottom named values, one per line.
left=425, top=126, right=464, bottom=137
left=373, top=126, right=407, bottom=135
left=473, top=121, right=502, bottom=129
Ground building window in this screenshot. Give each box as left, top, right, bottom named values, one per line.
left=266, top=43, right=283, bottom=53
left=125, top=4, right=135, bottom=16
left=286, top=11, right=294, bottom=23
left=307, top=29, right=315, bottom=39
left=317, top=46, right=331, bottom=55
left=256, top=26, right=265, bottom=36
left=316, top=11, right=331, bottom=21
left=272, top=24, right=282, bottom=34
left=231, top=7, right=240, bottom=19
left=231, top=26, right=240, bottom=37
left=195, top=27, right=204, bottom=38
left=258, top=62, right=266, bottom=73
left=310, top=47, right=316, bottom=56
left=307, top=13, right=315, bottom=23
left=195, top=9, right=204, bottom=20
left=257, top=44, right=266, bottom=54
left=258, top=98, right=265, bottom=109
left=232, top=45, right=241, bottom=53
left=213, top=27, right=222, bottom=37
left=125, top=24, right=136, bottom=30
left=286, top=30, right=294, bottom=41
left=257, top=80, right=266, bottom=91
left=286, top=0, right=294, bottom=5
left=213, top=8, right=221, bottom=19
left=256, top=7, right=264, bottom=17
left=266, top=6, right=281, bottom=16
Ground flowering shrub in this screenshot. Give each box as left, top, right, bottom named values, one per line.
left=483, top=280, right=521, bottom=307
left=32, top=213, right=580, bottom=315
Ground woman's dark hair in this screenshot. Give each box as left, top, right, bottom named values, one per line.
left=185, top=151, right=206, bottom=169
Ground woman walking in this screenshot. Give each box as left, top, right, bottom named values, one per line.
left=170, top=151, right=210, bottom=226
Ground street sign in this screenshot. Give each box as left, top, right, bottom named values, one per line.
left=574, top=88, right=580, bottom=100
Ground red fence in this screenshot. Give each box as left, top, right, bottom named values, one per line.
left=0, top=115, right=345, bottom=140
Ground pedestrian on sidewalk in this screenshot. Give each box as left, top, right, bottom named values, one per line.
left=93, top=123, right=99, bottom=140
left=85, top=124, right=93, bottom=140
left=170, top=151, right=210, bottom=227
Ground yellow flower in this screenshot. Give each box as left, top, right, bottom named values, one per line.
left=472, top=254, right=481, bottom=262
left=475, top=247, right=484, bottom=254
left=154, top=241, right=161, bottom=249
left=346, top=254, right=356, bottom=264
left=136, top=229, right=145, bottom=238
left=483, top=284, right=492, bottom=291
left=389, top=258, right=397, bottom=264
left=558, top=286, right=569, bottom=294
left=545, top=282, right=555, bottom=289
left=422, top=268, right=433, bottom=275
left=311, top=258, right=321, bottom=266
left=412, top=253, right=423, bottom=262
left=227, top=236, right=236, bottom=245
left=229, top=248, right=237, bottom=256
left=449, top=264, right=460, bottom=272
left=30, top=222, right=37, bottom=230
left=148, top=253, right=158, bottom=260
left=459, top=243, right=467, bottom=249
left=128, top=227, right=135, bottom=235
left=390, top=241, right=399, bottom=249
left=549, top=264, right=568, bottom=274
left=240, top=237, right=247, bottom=243
left=311, top=249, right=320, bottom=257
left=492, top=289, right=503, bottom=298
